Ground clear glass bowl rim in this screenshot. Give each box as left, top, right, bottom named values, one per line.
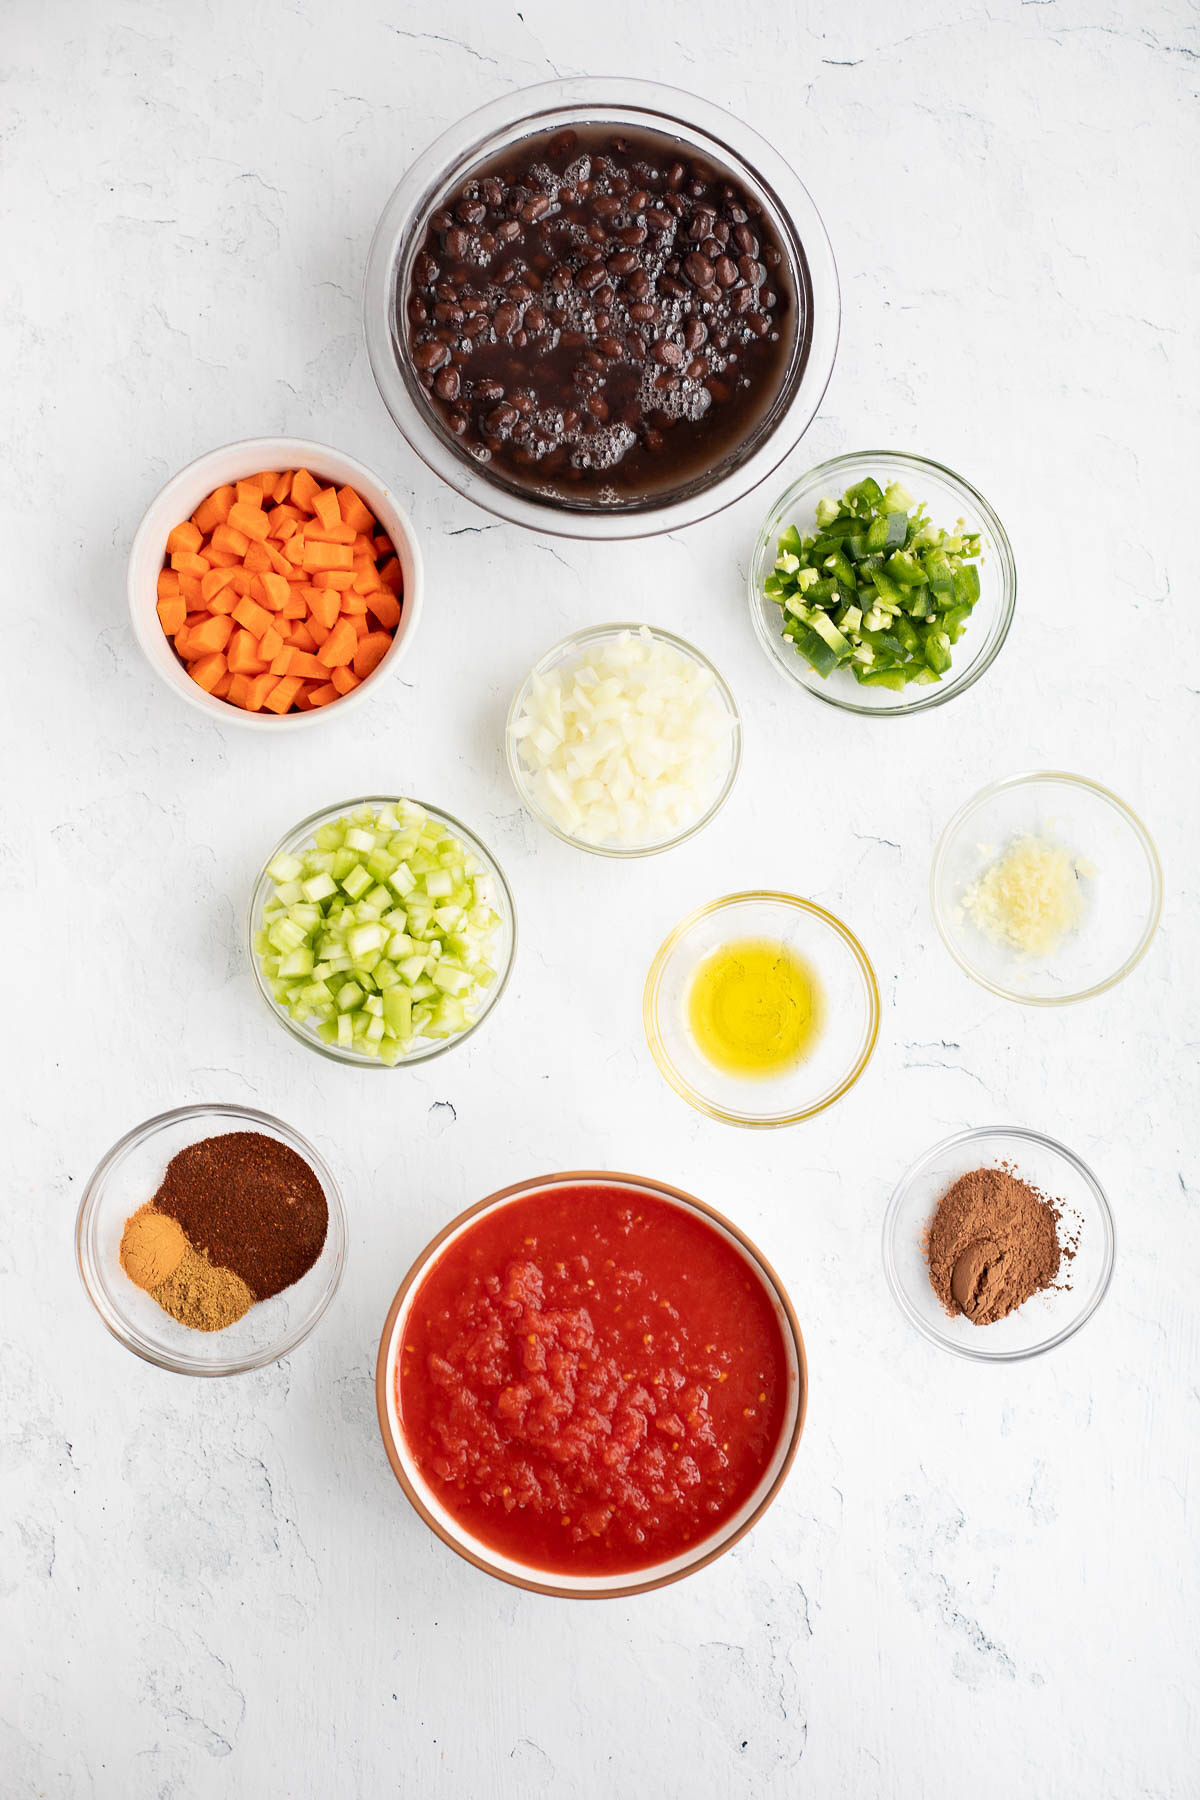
left=747, top=448, right=1017, bottom=716
left=881, top=1123, right=1116, bottom=1361
left=374, top=1167, right=808, bottom=1598
left=362, top=76, right=841, bottom=541
left=504, top=621, right=743, bottom=858
left=248, top=795, right=518, bottom=1066
left=75, top=1101, right=348, bottom=1376
left=643, top=890, right=880, bottom=1127
left=929, top=769, right=1163, bottom=1004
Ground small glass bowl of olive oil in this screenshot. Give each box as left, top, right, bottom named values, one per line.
left=644, top=893, right=879, bottom=1127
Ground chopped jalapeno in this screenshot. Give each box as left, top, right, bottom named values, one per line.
left=765, top=476, right=985, bottom=688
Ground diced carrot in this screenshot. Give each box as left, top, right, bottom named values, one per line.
left=330, top=665, right=360, bottom=695
left=271, top=515, right=299, bottom=543
left=338, top=485, right=375, bottom=534
left=228, top=628, right=267, bottom=674
left=281, top=534, right=306, bottom=566
left=167, top=520, right=203, bottom=556
left=312, top=570, right=355, bottom=591
left=318, top=618, right=357, bottom=668
left=170, top=549, right=210, bottom=576
left=254, top=569, right=287, bottom=611
left=305, top=615, right=330, bottom=648
left=282, top=592, right=308, bottom=620
left=353, top=631, right=393, bottom=680
left=293, top=686, right=315, bottom=711
left=157, top=596, right=187, bottom=636
left=302, top=540, right=353, bottom=573
left=258, top=625, right=284, bottom=663
left=212, top=670, right=234, bottom=700
left=352, top=557, right=382, bottom=595
left=204, top=547, right=241, bottom=569
left=288, top=650, right=329, bottom=680
left=177, top=573, right=203, bottom=604
left=200, top=565, right=239, bottom=604
left=157, top=568, right=181, bottom=600
left=339, top=592, right=368, bottom=615
left=263, top=543, right=294, bottom=579
left=291, top=468, right=320, bottom=512
left=185, top=615, right=234, bottom=658
left=269, top=647, right=295, bottom=677
left=306, top=681, right=340, bottom=707
left=308, top=586, right=341, bottom=630
left=349, top=614, right=370, bottom=639
left=379, top=556, right=403, bottom=593
left=243, top=540, right=271, bottom=573
left=271, top=471, right=292, bottom=504
left=373, top=534, right=394, bottom=557
left=242, top=673, right=279, bottom=712
left=304, top=520, right=357, bottom=546
left=289, top=622, right=318, bottom=652
left=208, top=586, right=238, bottom=616
left=367, top=589, right=401, bottom=630
left=189, top=651, right=228, bottom=693
left=264, top=675, right=303, bottom=713
left=310, top=487, right=340, bottom=532
left=212, top=523, right=249, bottom=557
left=228, top=501, right=270, bottom=541
left=227, top=673, right=253, bottom=708
left=193, top=484, right=235, bottom=534
left=230, top=567, right=255, bottom=596
left=232, top=595, right=273, bottom=639
left=235, top=479, right=264, bottom=508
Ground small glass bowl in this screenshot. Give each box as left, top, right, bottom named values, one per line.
left=76, top=1103, right=347, bottom=1376
left=931, top=772, right=1162, bottom=1004
left=748, top=450, right=1016, bottom=715
left=505, top=623, right=742, bottom=857
left=249, top=796, right=517, bottom=1066
left=363, top=77, right=839, bottom=540
left=882, top=1125, right=1115, bottom=1360
left=643, top=893, right=879, bottom=1127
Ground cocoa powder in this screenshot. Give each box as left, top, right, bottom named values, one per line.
left=926, top=1165, right=1073, bottom=1325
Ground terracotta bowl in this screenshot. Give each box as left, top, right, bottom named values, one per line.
left=376, top=1170, right=807, bottom=1598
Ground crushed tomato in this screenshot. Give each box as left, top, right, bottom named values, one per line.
left=398, top=1183, right=790, bottom=1575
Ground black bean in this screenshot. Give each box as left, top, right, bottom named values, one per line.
left=521, top=194, right=551, bottom=222
left=651, top=338, right=684, bottom=367
left=738, top=256, right=764, bottom=286
left=412, top=341, right=450, bottom=371
left=686, top=356, right=708, bottom=381
left=684, top=252, right=715, bottom=287
left=496, top=219, right=522, bottom=243
left=493, top=303, right=520, bottom=338
left=733, top=224, right=759, bottom=255
left=484, top=403, right=518, bottom=432
left=732, top=286, right=755, bottom=313
left=444, top=227, right=468, bottom=258
left=683, top=318, right=708, bottom=350
left=715, top=255, right=739, bottom=288
left=456, top=199, right=486, bottom=226
left=576, top=262, right=607, bottom=292
left=434, top=366, right=461, bottom=401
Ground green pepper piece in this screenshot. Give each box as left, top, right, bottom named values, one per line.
left=922, top=628, right=953, bottom=674
left=856, top=666, right=909, bottom=691
left=824, top=549, right=856, bottom=589
left=907, top=588, right=934, bottom=619
left=845, top=476, right=883, bottom=510
left=942, top=603, right=973, bottom=643
left=783, top=618, right=840, bottom=677
left=869, top=567, right=905, bottom=607
left=953, top=564, right=981, bottom=606
left=886, top=549, right=924, bottom=587
left=776, top=524, right=804, bottom=559
left=893, top=616, right=921, bottom=656
left=866, top=514, right=890, bottom=553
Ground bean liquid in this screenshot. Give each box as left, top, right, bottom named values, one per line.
left=402, top=125, right=800, bottom=507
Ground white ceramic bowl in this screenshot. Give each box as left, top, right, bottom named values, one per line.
left=128, top=436, right=424, bottom=729
left=376, top=1171, right=807, bottom=1598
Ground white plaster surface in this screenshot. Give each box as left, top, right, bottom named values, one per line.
left=3, top=1, right=1198, bottom=1794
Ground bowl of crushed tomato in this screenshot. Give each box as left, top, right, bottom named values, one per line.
left=375, top=1172, right=807, bottom=1597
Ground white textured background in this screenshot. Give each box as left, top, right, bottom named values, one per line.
left=4, top=1, right=1198, bottom=1795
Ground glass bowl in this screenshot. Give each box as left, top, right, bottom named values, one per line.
left=748, top=450, right=1016, bottom=715
left=363, top=77, right=839, bottom=540
left=505, top=623, right=742, bottom=857
left=76, top=1103, right=347, bottom=1376
left=931, top=772, right=1162, bottom=1004
left=882, top=1126, right=1115, bottom=1360
left=375, top=1169, right=807, bottom=1598
left=644, top=893, right=879, bottom=1127
left=249, top=796, right=517, bottom=1066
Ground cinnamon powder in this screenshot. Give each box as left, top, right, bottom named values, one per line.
left=926, top=1165, right=1073, bottom=1325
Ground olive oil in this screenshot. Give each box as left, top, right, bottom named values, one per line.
left=688, top=938, right=824, bottom=1078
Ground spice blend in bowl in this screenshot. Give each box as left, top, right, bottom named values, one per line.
left=118, top=1132, right=328, bottom=1331
left=77, top=1105, right=347, bottom=1375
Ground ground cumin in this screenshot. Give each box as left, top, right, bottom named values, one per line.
left=152, top=1245, right=254, bottom=1331
left=926, top=1164, right=1073, bottom=1325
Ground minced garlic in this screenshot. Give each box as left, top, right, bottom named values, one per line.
left=961, top=835, right=1091, bottom=956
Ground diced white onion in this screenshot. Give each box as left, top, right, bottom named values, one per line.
left=514, top=628, right=734, bottom=848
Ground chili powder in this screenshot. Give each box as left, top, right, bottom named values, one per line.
left=153, top=1131, right=327, bottom=1300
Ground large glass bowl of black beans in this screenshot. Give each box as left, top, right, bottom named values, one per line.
left=364, top=79, right=839, bottom=540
